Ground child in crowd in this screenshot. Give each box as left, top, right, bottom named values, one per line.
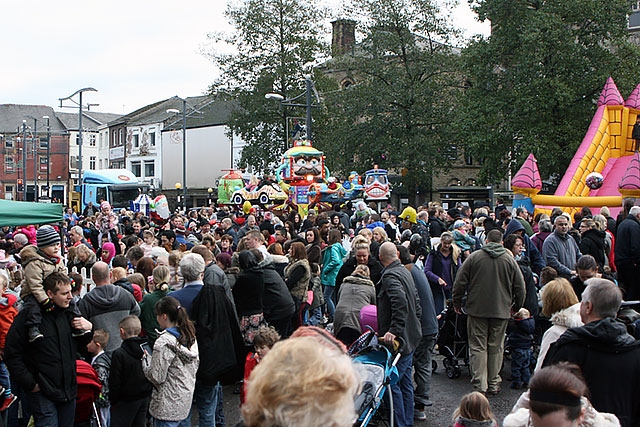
left=241, top=325, right=281, bottom=405
left=143, top=296, right=199, bottom=427
left=87, top=329, right=112, bottom=427
left=452, top=391, right=498, bottom=427
left=140, top=230, right=155, bottom=258
left=540, top=266, right=558, bottom=286
left=452, top=220, right=475, bottom=259
left=110, top=316, right=153, bottom=427
left=508, top=308, right=535, bottom=390
left=19, top=225, right=70, bottom=342
left=305, top=262, right=324, bottom=326
left=0, top=274, right=17, bottom=411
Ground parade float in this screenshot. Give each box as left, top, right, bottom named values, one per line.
left=363, top=165, right=391, bottom=201
left=511, top=77, right=640, bottom=216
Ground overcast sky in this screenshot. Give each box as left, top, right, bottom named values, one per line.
left=1, top=0, right=489, bottom=115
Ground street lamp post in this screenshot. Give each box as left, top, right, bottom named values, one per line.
left=167, top=98, right=187, bottom=211
left=265, top=75, right=319, bottom=144
left=27, top=115, right=48, bottom=202
left=174, top=182, right=182, bottom=212
left=59, top=87, right=98, bottom=192
left=43, top=116, right=50, bottom=198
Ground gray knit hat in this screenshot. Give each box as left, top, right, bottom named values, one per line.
left=37, top=225, right=60, bottom=249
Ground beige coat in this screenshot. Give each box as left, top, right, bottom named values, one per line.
left=19, top=245, right=67, bottom=303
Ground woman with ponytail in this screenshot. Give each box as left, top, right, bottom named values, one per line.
left=143, top=296, right=199, bottom=427
left=139, top=266, right=172, bottom=346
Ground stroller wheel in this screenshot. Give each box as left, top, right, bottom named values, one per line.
left=443, top=358, right=451, bottom=369
left=432, top=359, right=437, bottom=372
left=446, top=365, right=456, bottom=379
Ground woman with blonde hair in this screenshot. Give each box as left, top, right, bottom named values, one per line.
left=535, top=278, right=582, bottom=371
left=138, top=265, right=171, bottom=345
left=424, top=231, right=461, bottom=319
left=371, top=226, right=389, bottom=244
left=241, top=336, right=359, bottom=427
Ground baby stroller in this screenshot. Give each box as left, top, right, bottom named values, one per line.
left=75, top=360, right=102, bottom=427
left=349, top=327, right=402, bottom=427
left=435, top=302, right=469, bottom=379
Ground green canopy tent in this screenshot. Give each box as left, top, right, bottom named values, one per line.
left=0, top=199, right=63, bottom=227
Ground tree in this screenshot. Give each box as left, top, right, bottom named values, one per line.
left=457, top=0, right=640, bottom=184
left=314, top=0, right=463, bottom=191
left=205, top=0, right=327, bottom=172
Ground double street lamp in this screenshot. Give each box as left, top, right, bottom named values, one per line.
left=265, top=75, right=319, bottom=144
left=26, top=115, right=51, bottom=202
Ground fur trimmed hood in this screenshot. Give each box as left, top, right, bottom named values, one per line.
left=550, top=302, right=583, bottom=329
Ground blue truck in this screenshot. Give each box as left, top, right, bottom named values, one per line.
left=80, top=169, right=148, bottom=210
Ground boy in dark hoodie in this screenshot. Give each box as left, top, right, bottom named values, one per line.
left=109, top=315, right=152, bottom=427
left=507, top=308, right=535, bottom=389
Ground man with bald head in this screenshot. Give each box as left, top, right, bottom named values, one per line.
left=377, top=241, right=422, bottom=427
left=79, top=261, right=140, bottom=351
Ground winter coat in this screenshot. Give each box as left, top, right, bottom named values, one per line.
left=615, top=214, right=640, bottom=266
left=335, top=255, right=383, bottom=299
left=270, top=254, right=289, bottom=279
left=408, top=264, right=438, bottom=337
left=507, top=316, right=535, bottom=349
left=544, top=318, right=640, bottom=426
left=233, top=268, right=264, bottom=316
left=138, top=288, right=170, bottom=346
left=5, top=304, right=92, bottom=402
left=321, top=243, right=347, bottom=287
left=453, top=243, right=526, bottom=319
left=92, top=351, right=111, bottom=408
left=334, top=274, right=376, bottom=336
left=143, top=331, right=199, bottom=421
left=260, top=261, right=295, bottom=323
left=530, top=231, right=551, bottom=255
left=579, top=228, right=607, bottom=272
left=203, top=261, right=234, bottom=306
left=192, top=283, right=245, bottom=385
left=109, top=336, right=153, bottom=405
left=542, top=231, right=581, bottom=278
left=284, top=259, right=311, bottom=302
left=377, top=260, right=422, bottom=355
left=0, top=293, right=18, bottom=349
left=453, top=229, right=475, bottom=252
left=504, top=218, right=546, bottom=274
left=20, top=245, right=67, bottom=303
left=78, top=284, right=141, bottom=352
left=535, top=303, right=583, bottom=372
left=503, top=391, right=620, bottom=427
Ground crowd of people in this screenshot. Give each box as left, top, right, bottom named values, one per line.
left=0, top=197, right=638, bottom=427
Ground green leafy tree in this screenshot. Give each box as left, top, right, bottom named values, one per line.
left=457, top=0, right=640, bottom=184
left=314, top=0, right=463, bottom=191
left=205, top=0, right=327, bottom=172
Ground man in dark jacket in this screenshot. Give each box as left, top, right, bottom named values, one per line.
left=255, top=250, right=295, bottom=339
left=453, top=229, right=525, bottom=395
left=398, top=246, right=438, bottom=420
left=377, top=242, right=422, bottom=427
left=5, top=272, right=93, bottom=427
left=544, top=278, right=640, bottom=427
left=614, top=206, right=640, bottom=300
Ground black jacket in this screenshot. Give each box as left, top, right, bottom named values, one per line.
left=192, top=283, right=245, bottom=385
left=261, top=263, right=295, bottom=322
left=579, top=228, right=606, bottom=272
left=615, top=214, right=640, bottom=266
left=109, top=336, right=152, bottom=404
left=5, top=305, right=92, bottom=403
left=544, top=318, right=640, bottom=427
left=377, top=260, right=422, bottom=355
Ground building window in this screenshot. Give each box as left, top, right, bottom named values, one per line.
left=133, top=134, right=139, bottom=148
left=99, top=133, right=104, bottom=149
left=131, top=162, right=141, bottom=177
left=90, top=156, right=96, bottom=170
left=465, top=153, right=473, bottom=165
left=5, top=185, right=13, bottom=199
left=149, top=132, right=156, bottom=146
left=112, top=130, right=117, bottom=148
left=118, top=129, right=124, bottom=146
left=39, top=137, right=48, bottom=150
left=40, top=156, right=48, bottom=172
left=5, top=139, right=13, bottom=148
left=4, top=156, right=15, bottom=173
left=144, top=161, right=155, bottom=178
left=89, top=134, right=96, bottom=147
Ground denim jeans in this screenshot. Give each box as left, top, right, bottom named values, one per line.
left=511, top=347, right=532, bottom=385
left=179, top=381, right=223, bottom=427
left=27, top=391, right=75, bottom=427
left=391, top=352, right=415, bottom=427
left=323, top=286, right=336, bottom=317
left=413, top=334, right=437, bottom=407
left=0, top=361, right=10, bottom=391
left=154, top=419, right=181, bottom=427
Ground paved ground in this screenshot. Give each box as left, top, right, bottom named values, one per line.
left=221, top=353, right=524, bottom=426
